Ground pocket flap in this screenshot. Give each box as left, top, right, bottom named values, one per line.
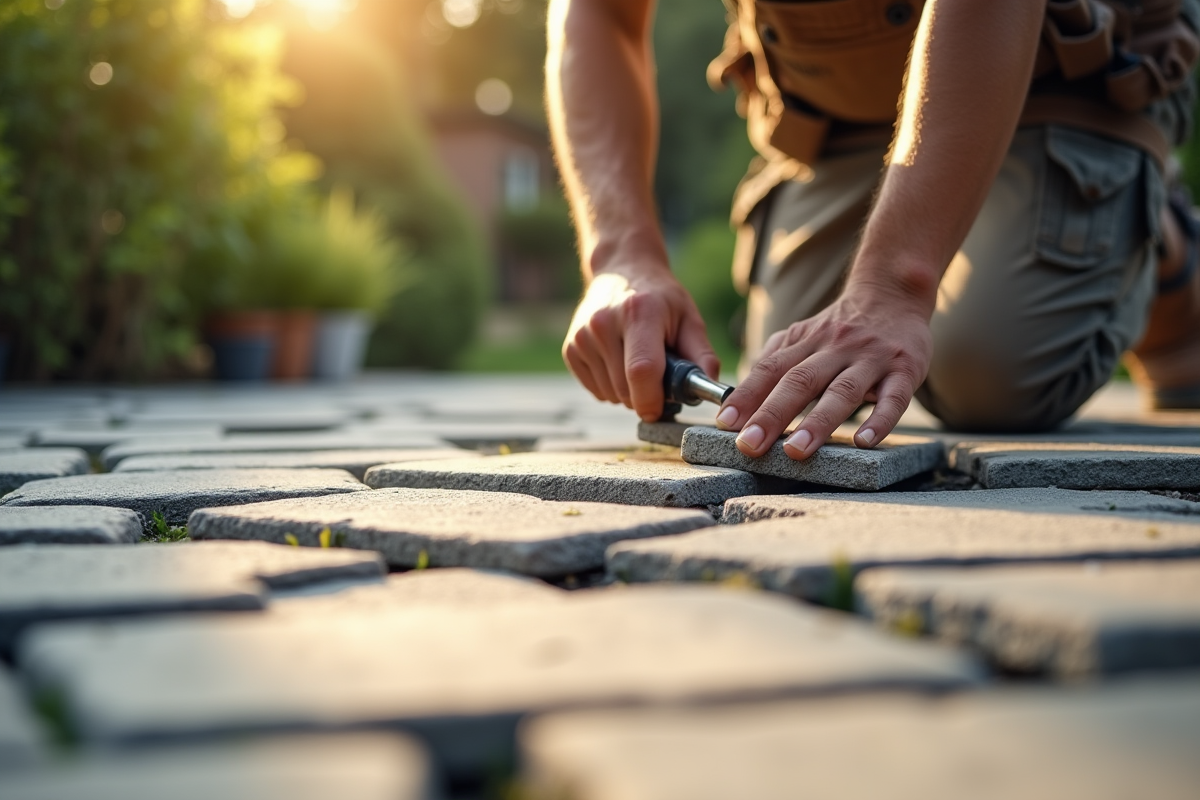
left=1045, top=125, right=1141, bottom=201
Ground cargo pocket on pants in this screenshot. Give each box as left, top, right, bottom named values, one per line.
left=1036, top=125, right=1146, bottom=268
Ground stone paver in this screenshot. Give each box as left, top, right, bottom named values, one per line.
left=190, top=489, right=715, bottom=576
left=520, top=678, right=1200, bottom=800
left=100, top=433, right=445, bottom=470
left=272, top=569, right=563, bottom=616
left=32, top=426, right=223, bottom=455
left=0, top=434, right=30, bottom=448
left=0, top=448, right=90, bottom=496
left=0, top=468, right=368, bottom=529
left=950, top=442, right=1200, bottom=490
left=0, top=506, right=142, bottom=545
left=17, top=587, right=978, bottom=778
left=636, top=420, right=713, bottom=448
left=114, top=449, right=477, bottom=480
left=721, top=488, right=1200, bottom=524
left=0, top=734, right=431, bottom=800
left=0, top=541, right=384, bottom=655
left=682, top=429, right=944, bottom=491
left=364, top=452, right=758, bottom=508
left=0, top=663, right=45, bottom=769
left=857, top=560, right=1200, bottom=677
left=607, top=506, right=1200, bottom=602
left=123, top=408, right=351, bottom=433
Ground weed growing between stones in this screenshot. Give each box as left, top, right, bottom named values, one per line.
left=146, top=511, right=188, bottom=543
left=31, top=687, right=76, bottom=748
left=824, top=554, right=856, bottom=611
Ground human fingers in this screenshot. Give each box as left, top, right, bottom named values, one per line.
left=782, top=364, right=876, bottom=459
left=759, top=328, right=789, bottom=361
left=734, top=351, right=845, bottom=457
left=623, top=301, right=668, bottom=421
left=568, top=329, right=622, bottom=404
left=589, top=310, right=632, bottom=407
left=563, top=338, right=605, bottom=401
left=674, top=315, right=721, bottom=380
left=853, top=372, right=917, bottom=449
left=716, top=335, right=820, bottom=433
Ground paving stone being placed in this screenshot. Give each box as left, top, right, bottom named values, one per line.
left=520, top=678, right=1200, bottom=800
left=190, top=489, right=715, bottom=576
left=0, top=663, right=46, bottom=769
left=0, top=448, right=90, bottom=496
left=272, top=569, right=563, bottom=616
left=0, top=541, right=384, bottom=656
left=950, top=442, right=1200, bottom=490
left=636, top=419, right=715, bottom=448
left=17, top=586, right=978, bottom=779
left=857, top=560, right=1200, bottom=678
left=364, top=452, right=758, bottom=508
left=114, top=449, right=477, bottom=481
left=0, top=468, right=368, bottom=529
left=0, top=733, right=432, bottom=800
left=100, top=433, right=445, bottom=470
left=32, top=426, right=223, bottom=456
left=0, top=506, right=142, bottom=545
left=721, top=488, right=1200, bottom=524
left=681, top=428, right=944, bottom=491
left=607, top=504, right=1200, bottom=603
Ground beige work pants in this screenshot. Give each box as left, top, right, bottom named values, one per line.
left=741, top=126, right=1163, bottom=432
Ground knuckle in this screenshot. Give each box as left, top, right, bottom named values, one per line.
left=623, top=292, right=660, bottom=320
left=753, top=405, right=791, bottom=430
left=779, top=364, right=820, bottom=396
left=626, top=357, right=660, bottom=382
left=824, top=377, right=862, bottom=405
left=803, top=409, right=837, bottom=432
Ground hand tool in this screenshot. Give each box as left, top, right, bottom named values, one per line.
left=659, top=351, right=734, bottom=422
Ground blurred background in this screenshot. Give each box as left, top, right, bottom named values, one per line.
left=0, top=0, right=754, bottom=384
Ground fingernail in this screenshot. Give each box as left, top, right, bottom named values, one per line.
left=736, top=424, right=765, bottom=450
left=716, top=406, right=739, bottom=428
left=858, top=428, right=876, bottom=447
left=785, top=429, right=813, bottom=455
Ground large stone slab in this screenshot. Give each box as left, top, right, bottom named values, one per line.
left=272, top=569, right=563, bottom=616
left=0, top=506, right=142, bottom=545
left=32, top=426, right=223, bottom=456
left=100, top=433, right=445, bottom=470
left=364, top=452, right=757, bottom=508
left=0, top=663, right=46, bottom=769
left=721, top=488, right=1200, bottom=524
left=123, top=408, right=351, bottom=433
left=0, top=448, right=90, bottom=495
left=607, top=503, right=1200, bottom=602
left=114, top=449, right=477, bottom=480
left=520, top=678, right=1200, bottom=800
left=190, top=489, right=715, bottom=576
left=0, top=734, right=432, bottom=800
left=17, top=587, right=978, bottom=779
left=0, top=468, right=367, bottom=529
left=858, top=560, right=1200, bottom=677
left=0, top=541, right=384, bottom=655
left=681, top=429, right=944, bottom=491
left=950, top=442, right=1200, bottom=490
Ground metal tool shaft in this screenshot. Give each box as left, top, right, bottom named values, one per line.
left=683, top=370, right=733, bottom=405
left=663, top=352, right=734, bottom=408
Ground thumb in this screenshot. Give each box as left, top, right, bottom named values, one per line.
left=674, top=315, right=721, bottom=379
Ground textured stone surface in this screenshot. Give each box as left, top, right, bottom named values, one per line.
left=0, top=541, right=384, bottom=655
left=521, top=679, right=1200, bottom=800
left=682, top=429, right=944, bottom=490
left=721, top=488, right=1200, bottom=524
left=17, top=587, right=978, bottom=778
left=123, top=409, right=350, bottom=433
left=607, top=507, right=1200, bottom=602
left=33, top=426, right=223, bottom=455
left=0, top=506, right=142, bottom=545
left=114, top=449, right=476, bottom=480
left=950, top=442, right=1200, bottom=490
left=0, top=468, right=367, bottom=528
left=0, top=663, right=45, bottom=769
left=0, top=448, right=90, bottom=495
left=637, top=420, right=714, bottom=448
left=100, top=433, right=445, bottom=470
left=364, top=452, right=757, bottom=508
left=857, top=561, right=1200, bottom=677
left=272, top=569, right=563, bottom=616
left=0, top=734, right=431, bottom=800
left=191, top=489, right=714, bottom=576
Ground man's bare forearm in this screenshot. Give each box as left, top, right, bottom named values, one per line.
left=849, top=0, right=1045, bottom=315
left=546, top=0, right=665, bottom=278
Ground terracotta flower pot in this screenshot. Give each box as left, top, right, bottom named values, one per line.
left=205, top=311, right=278, bottom=382
left=271, top=310, right=317, bottom=381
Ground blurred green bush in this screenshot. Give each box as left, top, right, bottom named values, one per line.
left=497, top=197, right=582, bottom=302
left=673, top=219, right=744, bottom=366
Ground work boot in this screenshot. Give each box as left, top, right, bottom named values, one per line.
left=1125, top=184, right=1200, bottom=410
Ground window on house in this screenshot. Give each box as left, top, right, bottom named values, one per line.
left=503, top=147, right=539, bottom=211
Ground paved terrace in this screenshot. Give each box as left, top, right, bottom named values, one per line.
left=0, top=374, right=1198, bottom=799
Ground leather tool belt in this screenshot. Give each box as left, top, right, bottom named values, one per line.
left=710, top=0, right=1200, bottom=170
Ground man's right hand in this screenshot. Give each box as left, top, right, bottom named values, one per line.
left=563, top=265, right=720, bottom=422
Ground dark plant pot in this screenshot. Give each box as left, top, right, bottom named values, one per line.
left=312, top=311, right=371, bottom=382
left=271, top=310, right=317, bottom=382
left=205, top=311, right=278, bottom=383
